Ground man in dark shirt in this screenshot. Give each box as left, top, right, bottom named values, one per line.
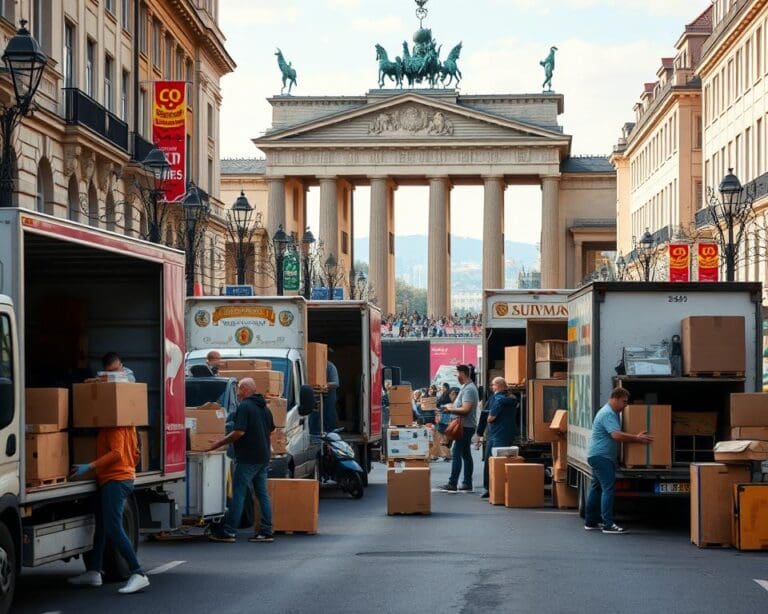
left=482, top=377, right=520, bottom=498
left=207, top=378, right=275, bottom=543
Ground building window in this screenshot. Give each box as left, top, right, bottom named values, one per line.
left=32, top=0, right=45, bottom=50
left=120, top=70, right=129, bottom=121
left=122, top=0, right=131, bottom=30
left=63, top=22, right=74, bottom=89
left=106, top=0, right=115, bottom=14
left=86, top=39, right=95, bottom=97
left=207, top=103, right=213, bottom=138
left=165, top=36, right=172, bottom=77
left=139, top=87, right=147, bottom=136
left=176, top=50, right=184, bottom=81
left=207, top=157, right=214, bottom=193
left=152, top=19, right=160, bottom=67
left=104, top=55, right=114, bottom=112
left=139, top=4, right=147, bottom=52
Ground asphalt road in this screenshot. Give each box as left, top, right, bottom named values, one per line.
left=14, top=450, right=768, bottom=614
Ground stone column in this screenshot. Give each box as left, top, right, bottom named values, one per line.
left=482, top=176, right=506, bottom=290
left=540, top=175, right=560, bottom=288
left=266, top=176, right=286, bottom=237
left=574, top=238, right=584, bottom=284
left=369, top=177, right=390, bottom=313
left=428, top=177, right=450, bottom=317
left=318, top=176, right=339, bottom=260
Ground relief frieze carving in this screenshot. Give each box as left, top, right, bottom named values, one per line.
left=368, top=105, right=454, bottom=136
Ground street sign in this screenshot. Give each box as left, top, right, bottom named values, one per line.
left=224, top=285, right=254, bottom=296
left=283, top=252, right=300, bottom=292
left=311, top=287, right=344, bottom=300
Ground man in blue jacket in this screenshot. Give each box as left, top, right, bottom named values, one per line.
left=481, top=377, right=519, bottom=498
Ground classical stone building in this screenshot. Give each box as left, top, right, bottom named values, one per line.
left=0, top=1, right=234, bottom=294
left=252, top=89, right=616, bottom=314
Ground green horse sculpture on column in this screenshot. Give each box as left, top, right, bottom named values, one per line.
left=275, top=48, right=297, bottom=95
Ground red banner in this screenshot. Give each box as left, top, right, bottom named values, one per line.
left=429, top=343, right=479, bottom=382
left=152, top=81, right=186, bottom=202
left=668, top=243, right=690, bottom=283
left=697, top=243, right=719, bottom=282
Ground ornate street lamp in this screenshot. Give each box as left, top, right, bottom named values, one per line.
left=138, top=147, right=170, bottom=243
left=272, top=224, right=290, bottom=295
left=615, top=253, right=627, bottom=281
left=182, top=181, right=210, bottom=296
left=300, top=227, right=315, bottom=300
left=226, top=191, right=256, bottom=285
left=324, top=253, right=338, bottom=301
left=709, top=168, right=753, bottom=282
left=635, top=228, right=656, bottom=282
left=356, top=271, right=367, bottom=300
left=0, top=21, right=48, bottom=206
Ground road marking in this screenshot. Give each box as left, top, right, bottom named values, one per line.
left=754, top=579, right=768, bottom=593
left=146, top=560, right=186, bottom=575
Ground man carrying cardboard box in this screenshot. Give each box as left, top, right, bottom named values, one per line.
left=207, top=378, right=276, bottom=544
left=481, top=377, right=519, bottom=498
left=584, top=387, right=653, bottom=535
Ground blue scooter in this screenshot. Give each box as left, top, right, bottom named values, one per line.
left=320, top=429, right=365, bottom=499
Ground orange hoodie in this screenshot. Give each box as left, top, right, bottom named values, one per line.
left=91, top=427, right=139, bottom=486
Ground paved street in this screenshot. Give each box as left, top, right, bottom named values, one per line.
left=15, top=451, right=768, bottom=614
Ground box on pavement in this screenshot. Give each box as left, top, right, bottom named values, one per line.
left=681, top=316, right=745, bottom=375
left=387, top=458, right=430, bottom=469
left=622, top=404, right=672, bottom=467
left=730, top=426, right=768, bottom=440
left=505, top=463, right=545, bottom=508
left=504, top=346, right=526, bottom=385
left=388, top=385, right=412, bottom=405
left=306, top=343, right=328, bottom=387
left=220, top=358, right=271, bottom=371
left=25, top=388, right=68, bottom=431
left=550, top=410, right=568, bottom=433
left=185, top=402, right=226, bottom=435
left=271, top=428, right=288, bottom=455
left=672, top=412, right=718, bottom=436
left=552, top=482, right=578, bottom=509
left=387, top=467, right=431, bottom=515
left=25, top=432, right=69, bottom=482
left=690, top=463, right=750, bottom=548
left=254, top=479, right=319, bottom=533
left=732, top=483, right=768, bottom=551
left=729, top=393, right=768, bottom=427
left=714, top=440, right=768, bottom=462
left=72, top=382, right=148, bottom=427
left=266, top=397, right=288, bottom=427
left=389, top=403, right=414, bottom=427
left=527, top=380, right=565, bottom=443
left=386, top=427, right=431, bottom=458
left=488, top=456, right=523, bottom=505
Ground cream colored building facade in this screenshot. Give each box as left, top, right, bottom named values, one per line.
left=0, top=0, right=234, bottom=293
left=612, top=9, right=710, bottom=267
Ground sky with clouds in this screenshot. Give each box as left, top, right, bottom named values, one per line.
left=218, top=0, right=707, bottom=246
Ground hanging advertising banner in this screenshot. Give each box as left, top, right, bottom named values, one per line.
left=282, top=251, right=300, bottom=292
left=152, top=81, right=186, bottom=202
left=668, top=243, right=690, bottom=283
left=697, top=243, right=719, bottom=282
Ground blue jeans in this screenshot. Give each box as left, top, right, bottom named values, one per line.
left=449, top=427, right=475, bottom=487
left=89, top=480, right=142, bottom=575
left=225, top=462, right=272, bottom=536
left=586, top=456, right=616, bottom=527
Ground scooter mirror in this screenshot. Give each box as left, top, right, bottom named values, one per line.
left=298, top=384, right=316, bottom=416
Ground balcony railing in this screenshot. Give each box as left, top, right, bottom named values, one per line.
left=63, top=88, right=129, bottom=151
left=131, top=132, right=155, bottom=163
left=695, top=171, right=768, bottom=229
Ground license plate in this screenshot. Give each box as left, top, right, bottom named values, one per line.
left=654, top=482, right=689, bottom=494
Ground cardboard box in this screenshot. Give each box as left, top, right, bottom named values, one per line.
left=690, top=463, right=750, bottom=547
left=184, top=405, right=226, bottom=435
left=72, top=382, right=148, bottom=428
left=386, top=427, right=431, bottom=458
left=505, top=463, right=545, bottom=508
left=553, top=482, right=578, bottom=509
left=732, top=483, right=768, bottom=551
left=217, top=370, right=284, bottom=396
left=25, top=432, right=69, bottom=482
left=189, top=433, right=219, bottom=452
left=535, top=362, right=566, bottom=379
left=527, top=380, right=565, bottom=443
left=550, top=410, right=568, bottom=433
left=681, top=316, right=745, bottom=375
left=420, top=396, right=437, bottom=410
left=504, top=346, right=526, bottom=385
left=551, top=438, right=567, bottom=481
left=429, top=429, right=450, bottom=459
left=271, top=428, right=288, bottom=454
left=729, top=393, right=768, bottom=427
left=714, top=439, right=768, bottom=461
left=535, top=340, right=567, bottom=361
left=389, top=403, right=414, bottom=427
left=255, top=479, right=319, bottom=533
left=306, top=342, right=328, bottom=387
left=25, top=388, right=68, bottom=430
left=137, top=429, right=150, bottom=472
left=488, top=456, right=523, bottom=505
left=266, top=397, right=288, bottom=427
left=730, top=426, right=768, bottom=440
left=622, top=404, right=672, bottom=467
left=388, top=385, right=412, bottom=405
left=387, top=467, right=431, bottom=515
left=672, top=412, right=718, bottom=436
left=220, top=358, right=271, bottom=371
left=387, top=458, right=430, bottom=469
left=25, top=424, right=60, bottom=434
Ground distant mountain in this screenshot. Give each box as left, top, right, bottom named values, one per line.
left=353, top=235, right=539, bottom=291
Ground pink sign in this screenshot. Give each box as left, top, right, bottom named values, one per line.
left=429, top=343, right=479, bottom=381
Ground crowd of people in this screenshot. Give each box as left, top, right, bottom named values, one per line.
left=381, top=312, right=483, bottom=338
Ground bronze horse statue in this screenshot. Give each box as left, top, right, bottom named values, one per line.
left=439, top=42, right=462, bottom=87
left=375, top=44, right=403, bottom=88
left=275, top=48, right=297, bottom=95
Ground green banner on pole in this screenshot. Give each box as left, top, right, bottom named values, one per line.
left=283, top=252, right=300, bottom=292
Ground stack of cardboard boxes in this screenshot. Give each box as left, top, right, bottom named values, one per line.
left=534, top=340, right=567, bottom=380
left=388, top=384, right=415, bottom=426
left=386, top=426, right=432, bottom=515
left=487, top=453, right=524, bottom=506
left=254, top=478, right=319, bottom=534
left=25, top=388, right=70, bottom=486
left=185, top=401, right=227, bottom=452
left=550, top=410, right=577, bottom=508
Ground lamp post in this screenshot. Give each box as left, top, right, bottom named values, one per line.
left=324, top=253, right=338, bottom=300
left=632, top=228, right=656, bottom=281
left=709, top=168, right=753, bottom=282
left=0, top=21, right=47, bottom=206
left=615, top=253, right=627, bottom=281
left=226, top=191, right=255, bottom=285
left=300, top=227, right=315, bottom=300
left=356, top=271, right=367, bottom=300
left=139, top=147, right=171, bottom=243
left=182, top=181, right=210, bottom=296
left=272, top=224, right=290, bottom=296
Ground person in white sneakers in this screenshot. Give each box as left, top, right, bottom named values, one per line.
left=68, top=362, right=149, bottom=594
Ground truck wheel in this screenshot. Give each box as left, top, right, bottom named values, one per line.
left=0, top=523, right=16, bottom=614
left=102, top=495, right=139, bottom=582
